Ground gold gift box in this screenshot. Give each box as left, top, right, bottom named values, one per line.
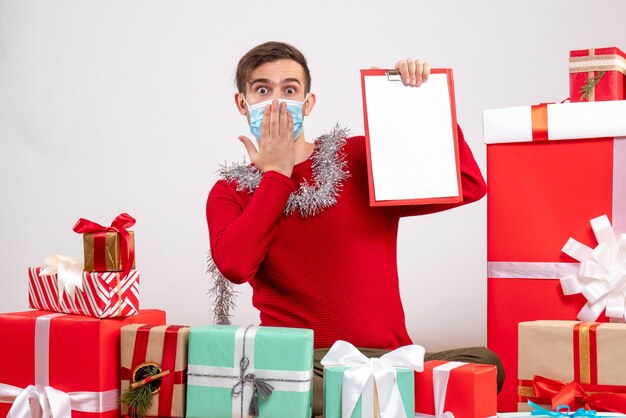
left=83, top=230, right=136, bottom=272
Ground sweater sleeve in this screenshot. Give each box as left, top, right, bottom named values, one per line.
left=206, top=170, right=296, bottom=284
left=396, top=124, right=487, bottom=217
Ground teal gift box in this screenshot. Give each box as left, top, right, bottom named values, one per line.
left=323, top=366, right=414, bottom=418
left=186, top=324, right=314, bottom=418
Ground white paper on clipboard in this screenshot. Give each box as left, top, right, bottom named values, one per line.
left=361, top=69, right=461, bottom=205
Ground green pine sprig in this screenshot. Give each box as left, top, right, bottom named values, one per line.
left=120, top=365, right=160, bottom=418
left=579, top=71, right=606, bottom=101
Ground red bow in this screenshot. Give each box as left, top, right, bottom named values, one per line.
left=532, top=375, right=626, bottom=413
left=73, top=213, right=136, bottom=281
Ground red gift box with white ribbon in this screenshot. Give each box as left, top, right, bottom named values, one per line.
left=414, top=360, right=497, bottom=418
left=28, top=264, right=140, bottom=318
left=483, top=100, right=626, bottom=411
left=0, top=309, right=166, bottom=418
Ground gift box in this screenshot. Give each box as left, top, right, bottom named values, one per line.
left=186, top=325, right=314, bottom=418
left=120, top=324, right=190, bottom=417
left=73, top=213, right=136, bottom=272
left=517, top=321, right=626, bottom=413
left=28, top=266, right=140, bottom=318
left=569, top=47, right=626, bottom=102
left=321, top=341, right=423, bottom=418
left=414, top=360, right=497, bottom=418
left=483, top=100, right=626, bottom=411
left=0, top=309, right=166, bottom=418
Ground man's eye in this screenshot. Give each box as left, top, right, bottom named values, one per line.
left=285, top=87, right=296, bottom=95
left=257, top=87, right=269, bottom=95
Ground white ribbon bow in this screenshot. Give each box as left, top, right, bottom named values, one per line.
left=2, top=384, right=71, bottom=418
left=320, top=340, right=424, bottom=418
left=560, top=214, right=626, bottom=322
left=39, top=254, right=84, bottom=300
left=0, top=383, right=119, bottom=418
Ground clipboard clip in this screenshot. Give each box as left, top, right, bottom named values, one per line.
left=386, top=70, right=402, bottom=81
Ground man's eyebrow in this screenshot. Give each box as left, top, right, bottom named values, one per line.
left=249, top=78, right=302, bottom=86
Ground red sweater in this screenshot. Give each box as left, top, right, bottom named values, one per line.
left=206, top=127, right=486, bottom=349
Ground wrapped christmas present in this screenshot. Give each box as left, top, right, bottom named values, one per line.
left=322, top=340, right=424, bottom=418
left=186, top=325, right=314, bottom=418
left=0, top=309, right=166, bottom=418
left=73, top=213, right=136, bottom=273
left=28, top=254, right=139, bottom=318
left=483, top=100, right=626, bottom=410
left=120, top=324, right=190, bottom=417
left=414, top=360, right=497, bottom=418
left=569, top=47, right=626, bottom=102
left=518, top=321, right=626, bottom=413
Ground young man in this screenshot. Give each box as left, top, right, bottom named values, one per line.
left=206, top=41, right=502, bottom=416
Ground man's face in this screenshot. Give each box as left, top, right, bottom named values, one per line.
left=245, top=59, right=307, bottom=104
left=235, top=59, right=314, bottom=118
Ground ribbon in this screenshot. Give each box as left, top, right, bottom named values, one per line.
left=414, top=361, right=467, bottom=418
left=569, top=53, right=626, bottom=76
left=531, top=375, right=626, bottom=413
left=320, top=340, right=425, bottom=418
left=560, top=215, right=626, bottom=322
left=72, top=213, right=135, bottom=282
left=0, top=313, right=119, bottom=418
left=531, top=104, right=549, bottom=142
left=187, top=325, right=313, bottom=418
left=528, top=400, right=599, bottom=417
left=39, top=254, right=84, bottom=301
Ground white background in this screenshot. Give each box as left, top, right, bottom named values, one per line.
left=1, top=0, right=625, bottom=352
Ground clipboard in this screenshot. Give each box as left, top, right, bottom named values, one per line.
left=360, top=68, right=462, bottom=206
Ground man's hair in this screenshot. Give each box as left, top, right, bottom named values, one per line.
left=236, top=41, right=311, bottom=95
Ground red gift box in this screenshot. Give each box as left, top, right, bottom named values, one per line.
left=569, top=47, right=626, bottom=102
left=120, top=324, right=190, bottom=417
left=414, top=360, right=497, bottom=418
left=0, top=309, right=166, bottom=418
left=28, top=267, right=140, bottom=318
left=483, top=101, right=626, bottom=411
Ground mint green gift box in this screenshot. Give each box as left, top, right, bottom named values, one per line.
left=323, top=366, right=414, bottom=418
left=186, top=325, right=314, bottom=418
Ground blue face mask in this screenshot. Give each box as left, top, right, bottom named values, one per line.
left=244, top=95, right=309, bottom=141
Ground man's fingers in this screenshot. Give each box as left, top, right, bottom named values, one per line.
left=395, top=58, right=430, bottom=87
left=422, top=62, right=431, bottom=83
left=395, top=60, right=410, bottom=85
left=279, top=101, right=292, bottom=141
left=269, top=99, right=280, bottom=139
left=238, top=135, right=258, bottom=161
left=287, top=109, right=294, bottom=139
left=260, top=104, right=271, bottom=141
left=414, top=59, right=424, bottom=87
left=406, top=59, right=417, bottom=86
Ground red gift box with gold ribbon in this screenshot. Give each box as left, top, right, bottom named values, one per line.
left=569, top=47, right=626, bottom=102
left=0, top=309, right=166, bottom=418
left=120, top=324, right=190, bottom=417
left=483, top=100, right=626, bottom=411
left=518, top=321, right=626, bottom=413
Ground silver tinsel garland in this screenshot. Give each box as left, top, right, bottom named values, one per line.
left=207, top=125, right=351, bottom=324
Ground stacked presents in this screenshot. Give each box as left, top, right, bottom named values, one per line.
left=0, top=213, right=501, bottom=417
left=485, top=47, right=626, bottom=414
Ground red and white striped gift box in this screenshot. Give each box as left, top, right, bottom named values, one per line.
left=28, top=266, right=140, bottom=318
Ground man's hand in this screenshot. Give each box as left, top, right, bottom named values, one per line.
left=394, top=58, right=430, bottom=87
left=239, top=100, right=296, bottom=177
